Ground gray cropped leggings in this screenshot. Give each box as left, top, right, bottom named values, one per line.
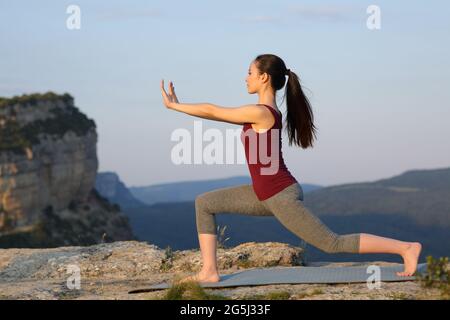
left=195, top=182, right=360, bottom=254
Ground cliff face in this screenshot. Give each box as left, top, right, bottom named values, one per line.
left=0, top=92, right=135, bottom=247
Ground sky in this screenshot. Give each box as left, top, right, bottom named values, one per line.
left=1, top=0, right=449, bottom=188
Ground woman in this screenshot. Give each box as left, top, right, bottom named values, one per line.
left=160, top=53, right=422, bottom=283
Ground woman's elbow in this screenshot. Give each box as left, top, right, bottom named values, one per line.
left=204, top=104, right=219, bottom=120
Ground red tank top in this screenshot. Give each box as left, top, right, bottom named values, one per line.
left=240, top=104, right=298, bottom=201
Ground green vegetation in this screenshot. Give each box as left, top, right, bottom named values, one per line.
left=161, top=280, right=230, bottom=300
left=0, top=118, right=32, bottom=154
left=160, top=246, right=175, bottom=272
left=21, top=106, right=96, bottom=144
left=0, top=92, right=96, bottom=155
left=217, top=224, right=230, bottom=249
left=55, top=288, right=83, bottom=300
left=292, top=288, right=323, bottom=300
left=179, top=260, right=194, bottom=272
left=417, top=255, right=450, bottom=299
left=387, top=292, right=411, bottom=300
left=236, top=252, right=253, bottom=268
left=0, top=92, right=73, bottom=108
left=243, top=290, right=292, bottom=300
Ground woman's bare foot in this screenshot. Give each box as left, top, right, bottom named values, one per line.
left=177, top=269, right=220, bottom=284
left=397, top=242, right=422, bottom=277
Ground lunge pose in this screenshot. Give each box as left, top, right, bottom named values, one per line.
left=160, top=54, right=422, bottom=283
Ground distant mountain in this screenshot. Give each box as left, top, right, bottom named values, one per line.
left=129, top=175, right=323, bottom=205
left=122, top=167, right=450, bottom=263
left=125, top=201, right=450, bottom=263
left=302, top=167, right=450, bottom=227
left=95, top=172, right=145, bottom=209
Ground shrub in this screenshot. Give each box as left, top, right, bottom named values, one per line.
left=163, top=280, right=229, bottom=300
left=160, top=246, right=175, bottom=272
left=417, top=255, right=450, bottom=299
left=216, top=224, right=230, bottom=249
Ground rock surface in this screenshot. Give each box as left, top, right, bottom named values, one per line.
left=0, top=241, right=443, bottom=300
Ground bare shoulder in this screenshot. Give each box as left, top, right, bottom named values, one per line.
left=236, top=104, right=275, bottom=130
left=209, top=103, right=266, bottom=125
left=219, top=103, right=267, bottom=115
left=237, top=104, right=269, bottom=114
left=237, top=103, right=263, bottom=110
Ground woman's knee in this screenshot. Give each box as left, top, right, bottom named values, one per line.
left=195, top=194, right=217, bottom=234
left=195, top=192, right=212, bottom=210
left=317, top=233, right=340, bottom=253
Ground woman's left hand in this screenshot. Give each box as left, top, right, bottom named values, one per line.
left=160, top=79, right=179, bottom=109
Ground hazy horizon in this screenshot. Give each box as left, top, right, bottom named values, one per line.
left=1, top=0, right=449, bottom=188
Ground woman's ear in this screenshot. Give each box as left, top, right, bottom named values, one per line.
left=261, top=72, right=270, bottom=84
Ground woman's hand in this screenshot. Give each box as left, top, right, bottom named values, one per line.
left=160, top=79, right=179, bottom=109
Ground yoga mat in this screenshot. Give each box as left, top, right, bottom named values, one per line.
left=128, top=262, right=427, bottom=293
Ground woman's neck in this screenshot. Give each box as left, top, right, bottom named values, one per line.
left=257, top=90, right=276, bottom=108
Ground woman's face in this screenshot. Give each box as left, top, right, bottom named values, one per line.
left=246, top=62, right=260, bottom=94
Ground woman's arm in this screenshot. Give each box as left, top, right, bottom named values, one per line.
left=161, top=79, right=264, bottom=125
left=168, top=102, right=216, bottom=119
left=169, top=102, right=265, bottom=125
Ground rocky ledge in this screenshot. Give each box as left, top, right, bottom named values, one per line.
left=0, top=241, right=444, bottom=300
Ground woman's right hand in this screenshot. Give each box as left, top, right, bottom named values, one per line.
left=160, top=79, right=179, bottom=109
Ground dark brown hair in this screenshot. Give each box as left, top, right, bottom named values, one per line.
left=254, top=54, right=318, bottom=149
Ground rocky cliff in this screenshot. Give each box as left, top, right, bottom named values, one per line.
left=0, top=92, right=135, bottom=247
